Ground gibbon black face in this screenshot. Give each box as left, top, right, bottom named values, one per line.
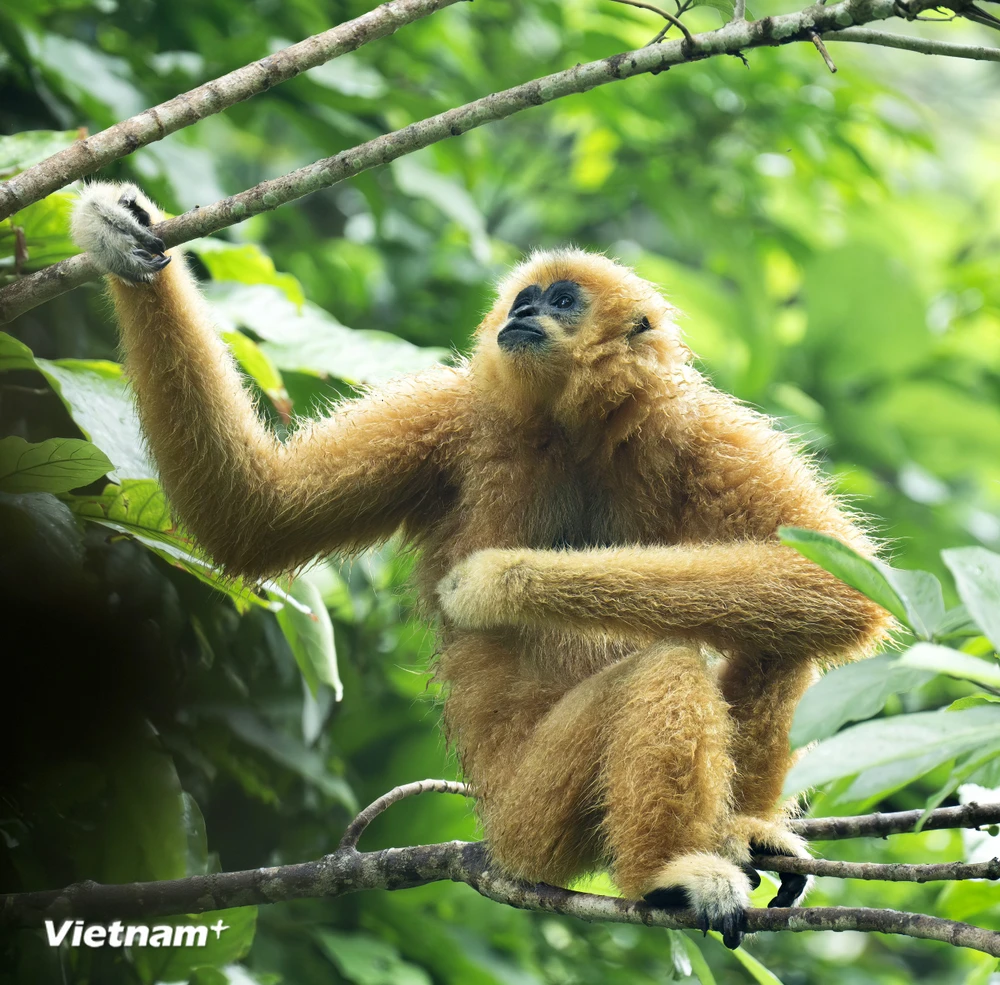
left=497, top=279, right=586, bottom=352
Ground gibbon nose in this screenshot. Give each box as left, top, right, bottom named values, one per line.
left=497, top=317, right=548, bottom=352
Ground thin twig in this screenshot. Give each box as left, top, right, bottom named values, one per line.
left=606, top=0, right=696, bottom=45
left=790, top=802, right=1000, bottom=840
left=754, top=855, right=1000, bottom=882
left=732, top=0, right=747, bottom=22
left=0, top=0, right=954, bottom=324
left=809, top=30, right=839, bottom=71
left=823, top=26, right=1000, bottom=59
left=339, top=778, right=471, bottom=849
left=0, top=0, right=465, bottom=222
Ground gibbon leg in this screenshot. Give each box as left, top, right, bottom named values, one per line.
left=439, top=635, right=609, bottom=886
left=598, top=644, right=751, bottom=933
left=717, top=653, right=817, bottom=907
left=443, top=637, right=754, bottom=945
left=716, top=653, right=816, bottom=819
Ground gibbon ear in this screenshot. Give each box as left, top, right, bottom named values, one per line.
left=628, top=315, right=653, bottom=339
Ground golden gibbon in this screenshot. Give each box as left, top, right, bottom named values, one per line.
left=71, top=182, right=890, bottom=947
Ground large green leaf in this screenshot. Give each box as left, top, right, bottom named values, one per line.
left=790, top=654, right=934, bottom=748
left=783, top=704, right=1000, bottom=798
left=0, top=330, right=38, bottom=372
left=942, top=547, right=1000, bottom=652
left=66, top=480, right=278, bottom=613
left=0, top=436, right=112, bottom=493
left=204, top=282, right=448, bottom=386
left=778, top=527, right=908, bottom=625
left=188, top=238, right=305, bottom=306
left=34, top=357, right=154, bottom=481
left=273, top=573, right=343, bottom=701
left=0, top=128, right=80, bottom=173
left=899, top=642, right=1000, bottom=689
left=316, top=930, right=432, bottom=985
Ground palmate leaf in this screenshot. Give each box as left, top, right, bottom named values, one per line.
left=0, top=436, right=112, bottom=493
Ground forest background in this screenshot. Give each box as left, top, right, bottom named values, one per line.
left=1, top=0, right=1000, bottom=981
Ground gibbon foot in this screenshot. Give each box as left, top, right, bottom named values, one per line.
left=71, top=181, right=171, bottom=284
left=723, top=814, right=814, bottom=908
left=641, top=853, right=752, bottom=949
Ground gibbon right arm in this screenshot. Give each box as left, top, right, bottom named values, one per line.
left=73, top=183, right=466, bottom=579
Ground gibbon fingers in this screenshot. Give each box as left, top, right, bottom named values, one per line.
left=71, top=181, right=891, bottom=948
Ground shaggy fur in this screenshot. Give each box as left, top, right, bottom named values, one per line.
left=72, top=183, right=891, bottom=943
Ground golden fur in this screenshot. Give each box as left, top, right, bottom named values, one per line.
left=72, top=183, right=890, bottom=937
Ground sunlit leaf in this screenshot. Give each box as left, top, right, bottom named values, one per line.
left=204, top=283, right=448, bottom=386
left=783, top=705, right=1000, bottom=798
left=790, top=654, right=934, bottom=748
left=943, top=547, right=1000, bottom=652
left=899, top=642, right=1000, bottom=689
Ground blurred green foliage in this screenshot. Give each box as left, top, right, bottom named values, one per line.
left=1, top=0, right=999, bottom=982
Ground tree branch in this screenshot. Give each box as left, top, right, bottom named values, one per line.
left=753, top=854, right=1000, bottom=882
left=5, top=783, right=1000, bottom=958
left=823, top=25, right=1000, bottom=59
left=0, top=0, right=968, bottom=325
left=789, top=801, right=1000, bottom=840
left=0, top=0, right=465, bottom=223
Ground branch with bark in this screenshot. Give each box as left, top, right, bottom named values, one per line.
left=1, top=0, right=997, bottom=323
left=4, top=780, right=1000, bottom=959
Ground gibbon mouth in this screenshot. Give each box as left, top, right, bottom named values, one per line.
left=497, top=318, right=548, bottom=352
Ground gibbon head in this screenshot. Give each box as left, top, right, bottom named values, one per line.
left=471, top=249, right=690, bottom=430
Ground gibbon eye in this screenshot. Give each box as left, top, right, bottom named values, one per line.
left=553, top=294, right=576, bottom=309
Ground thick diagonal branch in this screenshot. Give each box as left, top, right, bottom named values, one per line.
left=0, top=0, right=969, bottom=325
left=0, top=0, right=464, bottom=222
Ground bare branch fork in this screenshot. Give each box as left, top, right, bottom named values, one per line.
left=2, top=0, right=999, bottom=324
left=4, top=781, right=1000, bottom=959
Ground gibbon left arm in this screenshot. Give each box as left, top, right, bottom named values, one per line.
left=437, top=544, right=886, bottom=659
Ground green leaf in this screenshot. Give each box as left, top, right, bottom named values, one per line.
left=710, top=933, right=784, bottom=984
left=778, top=527, right=908, bottom=625
left=273, top=573, right=343, bottom=701
left=783, top=704, right=1000, bottom=799
left=934, top=604, right=983, bottom=642
left=943, top=547, right=1000, bottom=652
left=0, top=128, right=80, bottom=173
left=207, top=707, right=357, bottom=809
left=682, top=935, right=717, bottom=985
left=221, top=330, right=291, bottom=416
left=66, top=480, right=278, bottom=613
left=0, top=331, right=37, bottom=372
left=790, top=654, right=934, bottom=748
left=131, top=907, right=257, bottom=983
left=316, top=930, right=432, bottom=985
left=204, top=283, right=448, bottom=386
left=188, top=238, right=305, bottom=306
left=898, top=642, right=1000, bottom=689
left=34, top=357, right=154, bottom=481
left=0, top=436, right=112, bottom=493
left=877, top=564, right=945, bottom=640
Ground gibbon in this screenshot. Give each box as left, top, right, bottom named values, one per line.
left=71, top=182, right=890, bottom=948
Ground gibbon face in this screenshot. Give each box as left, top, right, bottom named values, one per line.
left=471, top=249, right=689, bottom=428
